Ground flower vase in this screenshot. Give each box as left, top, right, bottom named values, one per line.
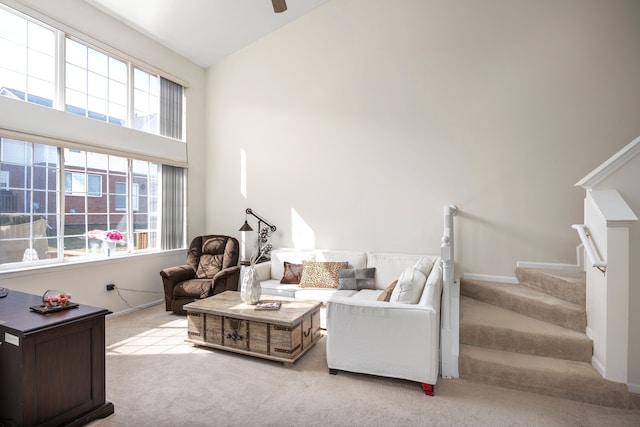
left=240, top=266, right=261, bottom=305
left=104, top=240, right=116, bottom=256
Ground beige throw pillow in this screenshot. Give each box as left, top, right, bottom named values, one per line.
left=299, top=261, right=348, bottom=288
left=377, top=280, right=398, bottom=302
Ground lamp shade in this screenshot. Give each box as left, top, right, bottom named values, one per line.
left=239, top=221, right=253, bottom=232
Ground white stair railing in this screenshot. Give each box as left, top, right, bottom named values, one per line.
left=441, top=204, right=459, bottom=379
left=571, top=224, right=606, bottom=274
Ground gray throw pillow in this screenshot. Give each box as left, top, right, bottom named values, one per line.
left=338, top=268, right=376, bottom=290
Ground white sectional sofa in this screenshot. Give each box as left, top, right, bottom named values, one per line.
left=253, top=248, right=439, bottom=325
left=253, top=247, right=443, bottom=393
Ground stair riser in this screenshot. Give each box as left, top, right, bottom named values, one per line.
left=462, top=282, right=586, bottom=332
left=515, top=268, right=586, bottom=306
left=459, top=353, right=629, bottom=408
left=460, top=325, right=592, bottom=363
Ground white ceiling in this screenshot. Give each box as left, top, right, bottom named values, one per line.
left=84, top=0, right=329, bottom=68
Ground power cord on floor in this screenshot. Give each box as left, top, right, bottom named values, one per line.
left=111, top=285, right=163, bottom=308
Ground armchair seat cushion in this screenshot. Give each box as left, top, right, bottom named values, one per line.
left=173, top=279, right=213, bottom=299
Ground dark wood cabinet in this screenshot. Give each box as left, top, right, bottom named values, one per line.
left=0, top=290, right=114, bottom=426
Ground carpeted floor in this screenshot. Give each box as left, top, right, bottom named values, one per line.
left=88, top=303, right=640, bottom=427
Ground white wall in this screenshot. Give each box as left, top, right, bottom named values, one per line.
left=0, top=0, right=206, bottom=314
left=205, top=0, right=640, bottom=274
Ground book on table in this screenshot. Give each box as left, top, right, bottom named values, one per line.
left=255, top=301, right=281, bottom=310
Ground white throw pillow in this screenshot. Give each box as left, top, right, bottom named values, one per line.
left=389, top=267, right=427, bottom=304
left=413, top=257, right=433, bottom=277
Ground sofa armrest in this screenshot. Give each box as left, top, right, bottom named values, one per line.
left=326, top=297, right=440, bottom=384
left=212, top=266, right=242, bottom=294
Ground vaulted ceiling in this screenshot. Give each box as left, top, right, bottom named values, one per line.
left=84, top=0, right=329, bottom=68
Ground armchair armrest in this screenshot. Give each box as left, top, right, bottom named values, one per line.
left=160, top=264, right=196, bottom=310
left=326, top=297, right=440, bottom=385
left=160, top=264, right=196, bottom=285
left=212, top=265, right=242, bottom=294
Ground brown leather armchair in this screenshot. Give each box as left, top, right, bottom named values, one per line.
left=160, top=235, right=240, bottom=315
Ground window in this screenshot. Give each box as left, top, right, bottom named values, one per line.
left=0, top=5, right=55, bottom=107
left=115, top=182, right=139, bottom=211
left=0, top=170, right=8, bottom=189
left=134, top=68, right=159, bottom=134
left=0, top=136, right=165, bottom=267
left=0, top=4, right=185, bottom=140
left=64, top=172, right=101, bottom=196
left=65, top=38, right=128, bottom=125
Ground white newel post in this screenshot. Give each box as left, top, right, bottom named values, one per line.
left=584, top=190, right=638, bottom=384
left=441, top=205, right=459, bottom=379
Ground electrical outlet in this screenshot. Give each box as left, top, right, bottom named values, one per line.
left=106, top=283, right=115, bottom=291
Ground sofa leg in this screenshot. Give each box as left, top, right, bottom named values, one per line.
left=329, top=368, right=339, bottom=375
left=421, top=383, right=434, bottom=396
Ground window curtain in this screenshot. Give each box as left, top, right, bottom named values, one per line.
left=160, top=78, right=183, bottom=140
left=161, top=165, right=185, bottom=249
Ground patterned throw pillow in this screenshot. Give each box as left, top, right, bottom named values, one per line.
left=299, top=261, right=348, bottom=288
left=280, top=262, right=304, bottom=284
left=377, top=280, right=398, bottom=302
left=338, top=268, right=376, bottom=290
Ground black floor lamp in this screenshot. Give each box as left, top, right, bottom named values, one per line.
left=239, top=208, right=277, bottom=260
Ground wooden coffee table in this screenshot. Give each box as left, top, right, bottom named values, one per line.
left=184, top=291, right=322, bottom=364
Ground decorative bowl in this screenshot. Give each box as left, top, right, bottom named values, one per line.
left=43, top=290, right=72, bottom=308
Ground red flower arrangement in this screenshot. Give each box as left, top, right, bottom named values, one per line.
left=85, top=229, right=123, bottom=241
left=105, top=230, right=123, bottom=241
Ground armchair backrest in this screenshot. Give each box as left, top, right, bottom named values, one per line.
left=186, top=235, right=239, bottom=279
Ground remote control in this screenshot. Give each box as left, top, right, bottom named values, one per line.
left=0, top=287, right=8, bottom=298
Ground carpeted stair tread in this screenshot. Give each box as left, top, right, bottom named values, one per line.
left=515, top=267, right=586, bottom=306
left=461, top=279, right=586, bottom=332
left=460, top=296, right=592, bottom=362
left=459, top=344, right=631, bottom=408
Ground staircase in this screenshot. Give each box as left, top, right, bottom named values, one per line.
left=459, top=267, right=632, bottom=408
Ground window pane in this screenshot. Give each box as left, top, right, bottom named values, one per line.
left=65, top=38, right=86, bottom=67
left=0, top=138, right=58, bottom=266
left=88, top=48, right=108, bottom=76
left=0, top=8, right=26, bottom=44
left=28, top=21, right=54, bottom=55
left=0, top=8, right=54, bottom=108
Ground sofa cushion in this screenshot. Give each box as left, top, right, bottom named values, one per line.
left=260, top=279, right=299, bottom=299
left=295, top=288, right=357, bottom=304
left=299, top=261, right=348, bottom=288
left=366, top=253, right=434, bottom=290
left=377, top=280, right=398, bottom=302
left=280, top=262, right=304, bottom=284
left=389, top=267, right=427, bottom=304
left=338, top=268, right=376, bottom=290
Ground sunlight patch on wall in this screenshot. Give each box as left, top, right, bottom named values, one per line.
left=291, top=208, right=315, bottom=249
left=240, top=148, right=247, bottom=198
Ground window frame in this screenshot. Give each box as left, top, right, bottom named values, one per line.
left=0, top=3, right=186, bottom=142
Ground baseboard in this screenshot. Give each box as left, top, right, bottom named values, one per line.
left=462, top=273, right=517, bottom=284
left=591, top=355, right=606, bottom=378
left=516, top=261, right=583, bottom=271
left=107, top=299, right=163, bottom=318
left=628, top=382, right=640, bottom=394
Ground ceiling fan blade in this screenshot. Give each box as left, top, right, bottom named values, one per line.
left=272, top=0, right=287, bottom=13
